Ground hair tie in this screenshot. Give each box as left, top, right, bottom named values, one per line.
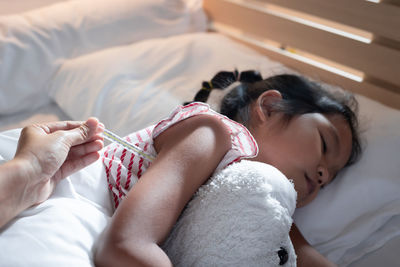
left=190, top=81, right=214, bottom=103
left=202, top=81, right=213, bottom=91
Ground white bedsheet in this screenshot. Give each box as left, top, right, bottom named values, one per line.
left=349, top=227, right=400, bottom=267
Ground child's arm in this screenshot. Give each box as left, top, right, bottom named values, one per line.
left=290, top=224, right=338, bottom=267
left=95, top=115, right=232, bottom=267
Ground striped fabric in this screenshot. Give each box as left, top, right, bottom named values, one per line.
left=101, top=102, right=258, bottom=209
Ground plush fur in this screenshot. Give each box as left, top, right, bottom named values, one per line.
left=163, top=160, right=297, bottom=266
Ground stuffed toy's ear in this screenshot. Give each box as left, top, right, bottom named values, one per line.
left=162, top=160, right=297, bottom=266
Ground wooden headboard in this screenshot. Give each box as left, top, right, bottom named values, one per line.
left=203, top=0, right=400, bottom=109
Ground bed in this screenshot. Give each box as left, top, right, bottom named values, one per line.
left=0, top=0, right=399, bottom=266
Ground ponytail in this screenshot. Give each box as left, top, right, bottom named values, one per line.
left=184, top=70, right=262, bottom=105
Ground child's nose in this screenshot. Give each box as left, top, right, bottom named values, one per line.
left=317, top=166, right=329, bottom=186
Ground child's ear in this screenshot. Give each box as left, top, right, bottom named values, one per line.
left=255, top=90, right=282, bottom=122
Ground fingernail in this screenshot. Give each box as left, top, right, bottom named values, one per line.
left=97, top=123, right=105, bottom=133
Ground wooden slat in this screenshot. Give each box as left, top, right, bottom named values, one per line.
left=219, top=30, right=400, bottom=110
left=204, top=0, right=400, bottom=88
left=254, top=0, right=400, bottom=43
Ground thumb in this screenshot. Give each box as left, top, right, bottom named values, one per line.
left=62, top=117, right=101, bottom=147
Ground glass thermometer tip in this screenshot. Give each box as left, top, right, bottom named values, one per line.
left=102, top=128, right=155, bottom=162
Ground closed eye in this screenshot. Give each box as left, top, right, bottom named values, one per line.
left=320, top=133, right=327, bottom=154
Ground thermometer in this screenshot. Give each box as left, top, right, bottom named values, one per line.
left=102, top=128, right=155, bottom=162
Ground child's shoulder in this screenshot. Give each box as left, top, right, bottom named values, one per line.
left=153, top=103, right=259, bottom=171
left=154, top=103, right=232, bottom=144
left=153, top=102, right=219, bottom=137
left=153, top=102, right=249, bottom=139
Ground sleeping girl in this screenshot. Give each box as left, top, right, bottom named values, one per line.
left=95, top=71, right=361, bottom=267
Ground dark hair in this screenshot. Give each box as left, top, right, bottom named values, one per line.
left=186, top=70, right=361, bottom=167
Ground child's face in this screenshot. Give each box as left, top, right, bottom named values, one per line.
left=249, top=112, right=352, bottom=207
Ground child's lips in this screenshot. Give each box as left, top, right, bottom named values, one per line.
left=305, top=174, right=316, bottom=195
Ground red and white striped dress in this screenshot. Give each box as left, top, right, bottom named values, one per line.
left=101, top=102, right=258, bottom=210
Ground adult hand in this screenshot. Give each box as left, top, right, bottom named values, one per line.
left=1, top=118, right=104, bottom=227
left=13, top=117, right=104, bottom=205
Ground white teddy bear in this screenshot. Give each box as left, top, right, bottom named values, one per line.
left=162, top=160, right=298, bottom=266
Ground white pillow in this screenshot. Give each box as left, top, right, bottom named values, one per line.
left=0, top=0, right=206, bottom=114
left=49, top=33, right=288, bottom=136
left=294, top=94, right=400, bottom=265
